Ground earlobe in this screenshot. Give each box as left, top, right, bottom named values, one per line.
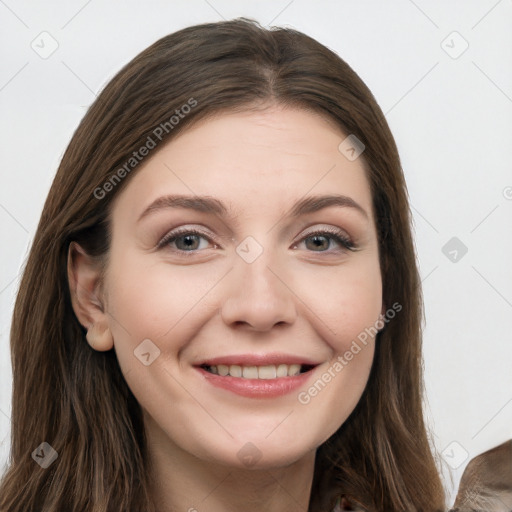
left=85, top=319, right=114, bottom=351
left=67, top=242, right=114, bottom=351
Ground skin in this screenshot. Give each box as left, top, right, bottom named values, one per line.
left=68, top=105, right=384, bottom=512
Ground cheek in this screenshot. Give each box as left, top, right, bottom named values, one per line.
left=294, top=265, right=380, bottom=432
left=289, top=257, right=382, bottom=352
left=103, top=254, right=226, bottom=414
left=104, top=250, right=227, bottom=348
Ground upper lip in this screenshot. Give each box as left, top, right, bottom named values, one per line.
left=195, top=353, right=322, bottom=367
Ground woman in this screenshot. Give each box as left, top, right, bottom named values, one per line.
left=0, top=18, right=446, bottom=511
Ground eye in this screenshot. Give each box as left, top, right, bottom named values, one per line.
left=157, top=227, right=215, bottom=253
left=294, top=227, right=357, bottom=253
left=157, top=226, right=357, bottom=256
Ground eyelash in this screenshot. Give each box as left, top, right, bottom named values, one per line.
left=157, top=226, right=357, bottom=256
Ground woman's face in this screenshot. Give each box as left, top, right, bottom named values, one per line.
left=103, top=105, right=383, bottom=469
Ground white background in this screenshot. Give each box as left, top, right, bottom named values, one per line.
left=1, top=0, right=511, bottom=506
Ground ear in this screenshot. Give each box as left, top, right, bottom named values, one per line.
left=67, top=241, right=113, bottom=351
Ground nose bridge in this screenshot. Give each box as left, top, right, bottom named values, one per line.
left=238, top=244, right=279, bottom=294
left=220, top=235, right=296, bottom=330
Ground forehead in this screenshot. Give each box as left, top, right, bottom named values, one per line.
left=111, top=106, right=374, bottom=224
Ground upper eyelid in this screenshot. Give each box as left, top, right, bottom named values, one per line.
left=158, top=225, right=353, bottom=249
left=159, top=226, right=228, bottom=244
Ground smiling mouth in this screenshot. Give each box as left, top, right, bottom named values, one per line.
left=200, top=363, right=316, bottom=379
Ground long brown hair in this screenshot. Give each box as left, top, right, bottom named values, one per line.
left=0, top=17, right=446, bottom=511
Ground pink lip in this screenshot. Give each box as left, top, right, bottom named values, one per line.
left=196, top=367, right=315, bottom=398
left=195, top=353, right=321, bottom=367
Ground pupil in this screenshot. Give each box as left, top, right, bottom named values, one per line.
left=307, top=235, right=328, bottom=251
left=177, top=234, right=199, bottom=250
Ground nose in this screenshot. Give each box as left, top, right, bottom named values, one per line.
left=220, top=250, right=297, bottom=332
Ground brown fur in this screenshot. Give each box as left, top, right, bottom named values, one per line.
left=336, top=440, right=512, bottom=511
left=450, top=440, right=512, bottom=512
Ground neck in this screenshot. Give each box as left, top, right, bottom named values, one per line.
left=144, top=414, right=316, bottom=512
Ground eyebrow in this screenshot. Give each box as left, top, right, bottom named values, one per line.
left=137, top=193, right=369, bottom=222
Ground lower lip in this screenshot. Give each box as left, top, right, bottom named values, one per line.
left=195, top=367, right=316, bottom=398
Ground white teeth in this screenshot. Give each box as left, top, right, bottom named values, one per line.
left=276, top=364, right=288, bottom=377
left=258, top=365, right=276, bottom=379
left=205, top=363, right=308, bottom=379
left=229, top=365, right=242, bottom=377
left=288, top=364, right=301, bottom=376
left=242, top=366, right=258, bottom=379
left=217, top=364, right=229, bottom=376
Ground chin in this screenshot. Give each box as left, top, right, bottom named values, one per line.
left=196, top=431, right=319, bottom=471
